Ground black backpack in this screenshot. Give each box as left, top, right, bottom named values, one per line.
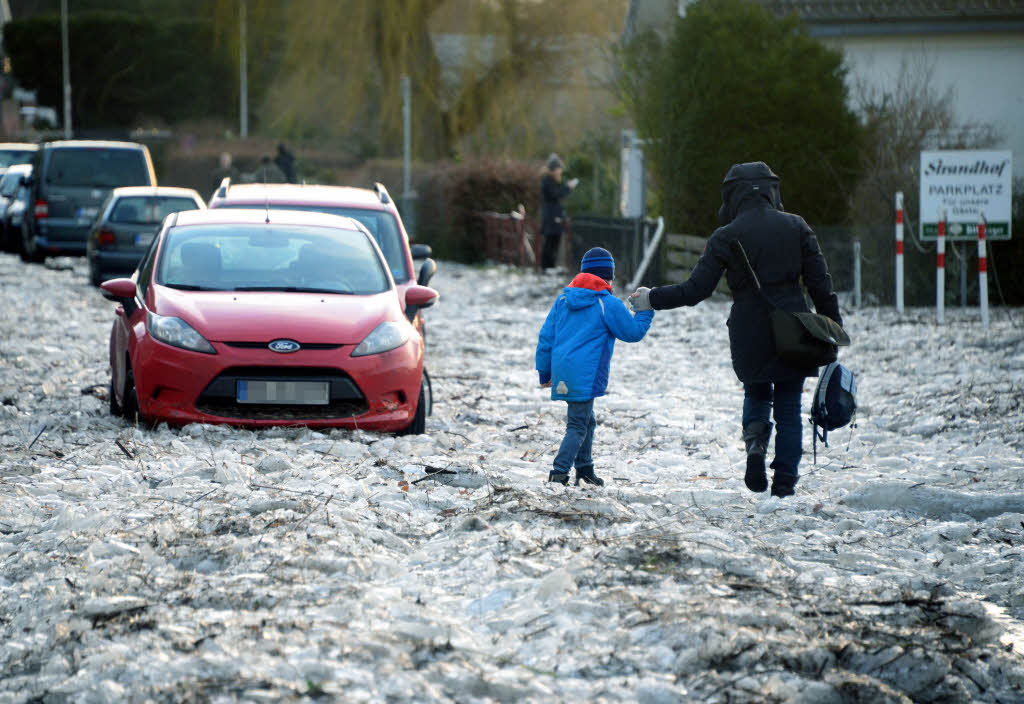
left=810, top=361, right=857, bottom=461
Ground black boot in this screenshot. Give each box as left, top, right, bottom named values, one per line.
left=742, top=421, right=771, bottom=493
left=548, top=470, right=569, bottom=485
left=574, top=465, right=604, bottom=487
left=770, top=468, right=798, bottom=498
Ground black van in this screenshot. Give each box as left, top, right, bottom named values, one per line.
left=20, top=141, right=156, bottom=263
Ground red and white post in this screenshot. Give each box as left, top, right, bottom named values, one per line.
left=978, top=214, right=989, bottom=329
left=895, top=192, right=904, bottom=313
left=936, top=209, right=946, bottom=324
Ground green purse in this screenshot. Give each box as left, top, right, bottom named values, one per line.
left=730, top=240, right=850, bottom=367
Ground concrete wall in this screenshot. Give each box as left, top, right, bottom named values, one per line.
left=825, top=32, right=1024, bottom=177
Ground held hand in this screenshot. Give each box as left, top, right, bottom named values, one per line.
left=568, top=178, right=579, bottom=189
left=541, top=381, right=552, bottom=388
left=629, top=287, right=652, bottom=312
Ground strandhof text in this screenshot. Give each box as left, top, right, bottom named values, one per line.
left=924, top=158, right=1009, bottom=178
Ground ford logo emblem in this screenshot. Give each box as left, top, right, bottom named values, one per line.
left=268, top=339, right=300, bottom=353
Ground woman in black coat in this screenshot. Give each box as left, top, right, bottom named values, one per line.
left=630, top=162, right=842, bottom=498
left=539, top=154, right=577, bottom=269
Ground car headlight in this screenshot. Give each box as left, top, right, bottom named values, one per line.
left=351, top=321, right=409, bottom=357
left=147, top=312, right=216, bottom=354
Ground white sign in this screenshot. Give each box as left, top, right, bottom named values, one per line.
left=920, top=150, right=1012, bottom=240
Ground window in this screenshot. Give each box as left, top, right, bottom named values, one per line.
left=45, top=148, right=149, bottom=188
left=111, top=196, right=200, bottom=224
left=156, top=224, right=390, bottom=295
left=221, top=204, right=409, bottom=283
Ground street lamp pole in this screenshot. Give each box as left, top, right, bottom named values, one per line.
left=239, top=0, right=248, bottom=138
left=61, top=0, right=72, bottom=138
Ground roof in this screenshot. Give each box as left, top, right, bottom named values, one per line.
left=759, top=0, right=1024, bottom=36
left=0, top=143, right=38, bottom=151
left=41, top=140, right=147, bottom=150
left=214, top=183, right=388, bottom=210
left=2, top=163, right=32, bottom=175
left=173, top=207, right=365, bottom=231
left=112, top=186, right=202, bottom=199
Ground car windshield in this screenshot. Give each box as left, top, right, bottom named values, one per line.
left=111, top=196, right=198, bottom=224
left=156, top=224, right=390, bottom=295
left=45, top=148, right=149, bottom=188
left=0, top=150, right=34, bottom=168
left=224, top=204, right=409, bottom=283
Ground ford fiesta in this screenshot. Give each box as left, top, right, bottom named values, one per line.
left=100, top=208, right=438, bottom=432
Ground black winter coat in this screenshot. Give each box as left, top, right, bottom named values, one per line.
left=649, top=165, right=842, bottom=384
left=540, top=174, right=571, bottom=238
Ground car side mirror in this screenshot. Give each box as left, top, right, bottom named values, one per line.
left=405, top=284, right=438, bottom=310
left=100, top=278, right=139, bottom=315
left=417, top=257, right=437, bottom=287
left=410, top=243, right=432, bottom=259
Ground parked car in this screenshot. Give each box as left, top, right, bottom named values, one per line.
left=207, top=180, right=437, bottom=327
left=0, top=164, right=32, bottom=252
left=0, top=143, right=38, bottom=177
left=99, top=208, right=438, bottom=433
left=20, top=140, right=157, bottom=263
left=86, top=186, right=205, bottom=286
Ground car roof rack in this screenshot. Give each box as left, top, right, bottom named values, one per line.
left=216, top=176, right=231, bottom=199
left=373, top=182, right=390, bottom=204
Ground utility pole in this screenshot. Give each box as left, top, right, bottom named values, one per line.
left=239, top=0, right=248, bottom=138
left=61, top=0, right=72, bottom=138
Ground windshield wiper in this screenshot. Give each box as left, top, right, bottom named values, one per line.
left=233, top=286, right=353, bottom=294
left=163, top=283, right=221, bottom=291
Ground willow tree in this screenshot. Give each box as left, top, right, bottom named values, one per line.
left=215, top=0, right=627, bottom=158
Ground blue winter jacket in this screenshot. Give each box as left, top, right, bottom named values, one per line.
left=536, top=273, right=654, bottom=401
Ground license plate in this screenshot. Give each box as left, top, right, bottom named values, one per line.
left=237, top=380, right=329, bottom=405
left=77, top=206, right=99, bottom=219
left=134, top=233, right=154, bottom=247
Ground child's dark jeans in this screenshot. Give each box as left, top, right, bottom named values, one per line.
left=553, top=400, right=596, bottom=474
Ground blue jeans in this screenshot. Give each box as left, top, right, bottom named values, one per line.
left=742, top=381, right=803, bottom=478
left=553, top=400, right=596, bottom=474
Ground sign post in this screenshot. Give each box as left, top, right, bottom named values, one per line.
left=937, top=210, right=946, bottom=324
left=895, top=191, right=904, bottom=313
left=978, top=215, right=989, bottom=329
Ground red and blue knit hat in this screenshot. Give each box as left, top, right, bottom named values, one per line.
left=580, top=247, right=614, bottom=281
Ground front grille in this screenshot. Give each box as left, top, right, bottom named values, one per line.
left=196, top=366, right=367, bottom=420
left=223, top=341, right=343, bottom=350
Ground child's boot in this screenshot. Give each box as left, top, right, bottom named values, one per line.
left=548, top=470, right=569, bottom=485
left=574, top=465, right=604, bottom=487
left=742, top=421, right=771, bottom=493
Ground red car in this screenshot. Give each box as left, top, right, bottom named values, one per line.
left=100, top=208, right=438, bottom=432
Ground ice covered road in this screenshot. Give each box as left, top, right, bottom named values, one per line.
left=1, top=253, right=1024, bottom=703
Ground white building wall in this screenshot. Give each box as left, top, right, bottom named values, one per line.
left=826, top=33, right=1024, bottom=177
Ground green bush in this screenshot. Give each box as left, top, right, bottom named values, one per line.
left=619, top=0, right=862, bottom=235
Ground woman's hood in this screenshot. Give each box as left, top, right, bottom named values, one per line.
left=718, top=162, right=782, bottom=226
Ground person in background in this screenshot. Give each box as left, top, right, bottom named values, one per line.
left=539, top=153, right=578, bottom=270
left=275, top=143, right=297, bottom=183
left=245, top=155, right=287, bottom=184
left=629, top=162, right=841, bottom=499
left=536, top=247, right=654, bottom=487
left=210, top=152, right=239, bottom=193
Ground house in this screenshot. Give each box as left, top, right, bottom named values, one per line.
left=630, top=0, right=1024, bottom=177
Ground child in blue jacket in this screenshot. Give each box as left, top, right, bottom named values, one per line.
left=535, top=248, right=654, bottom=486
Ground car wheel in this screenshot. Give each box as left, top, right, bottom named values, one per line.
left=398, top=371, right=431, bottom=436
left=108, top=378, right=122, bottom=416
left=122, top=364, right=143, bottom=425
left=89, top=259, right=103, bottom=287
left=20, top=226, right=44, bottom=264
